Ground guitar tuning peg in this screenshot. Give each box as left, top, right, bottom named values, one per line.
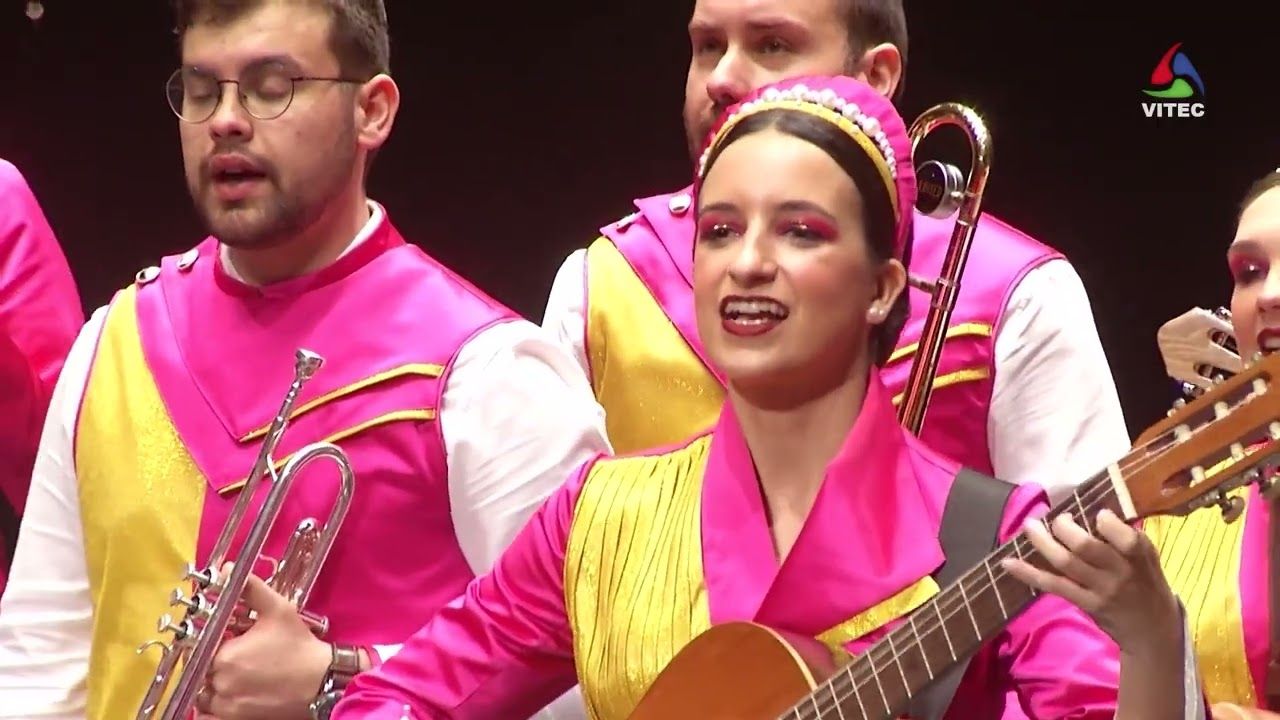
left=1259, top=472, right=1280, bottom=502
left=1219, top=494, right=1246, bottom=523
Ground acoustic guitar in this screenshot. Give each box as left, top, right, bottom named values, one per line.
left=627, top=354, right=1280, bottom=719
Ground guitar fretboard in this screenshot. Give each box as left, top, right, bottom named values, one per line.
left=781, top=470, right=1122, bottom=720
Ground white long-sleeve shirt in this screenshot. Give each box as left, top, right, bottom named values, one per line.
left=0, top=204, right=609, bottom=719
left=543, top=249, right=1131, bottom=504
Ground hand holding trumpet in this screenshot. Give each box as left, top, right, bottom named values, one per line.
left=194, top=564, right=332, bottom=720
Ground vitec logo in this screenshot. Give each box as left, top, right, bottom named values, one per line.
left=1141, top=42, right=1205, bottom=118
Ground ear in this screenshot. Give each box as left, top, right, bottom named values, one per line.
left=866, top=257, right=907, bottom=325
left=355, top=74, right=400, bottom=152
left=852, top=43, right=903, bottom=101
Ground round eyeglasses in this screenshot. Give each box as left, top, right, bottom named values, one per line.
left=165, top=64, right=365, bottom=123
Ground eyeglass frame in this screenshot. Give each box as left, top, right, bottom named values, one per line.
left=165, top=62, right=369, bottom=124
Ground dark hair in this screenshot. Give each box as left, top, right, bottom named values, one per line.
left=699, top=109, right=913, bottom=366
left=1240, top=170, right=1280, bottom=219
left=841, top=0, right=908, bottom=105
left=172, top=0, right=390, bottom=78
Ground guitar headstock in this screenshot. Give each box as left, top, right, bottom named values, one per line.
left=1125, top=352, right=1280, bottom=521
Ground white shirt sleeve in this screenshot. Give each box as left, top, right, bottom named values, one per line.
left=441, top=319, right=610, bottom=574
left=369, top=320, right=610, bottom=689
left=0, top=306, right=106, bottom=719
left=988, top=259, right=1132, bottom=504
left=540, top=249, right=590, bottom=380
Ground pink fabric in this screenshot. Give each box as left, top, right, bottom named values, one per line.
left=0, top=325, right=40, bottom=601
left=695, top=76, right=917, bottom=258
left=1239, top=484, right=1272, bottom=698
left=0, top=160, right=84, bottom=393
left=113, top=213, right=517, bottom=646
left=332, top=371, right=1125, bottom=719
left=0, top=159, right=84, bottom=599
left=876, top=212, right=1062, bottom=474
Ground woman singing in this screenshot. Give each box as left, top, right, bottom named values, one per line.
left=1150, top=169, right=1280, bottom=720
left=331, top=76, right=1200, bottom=720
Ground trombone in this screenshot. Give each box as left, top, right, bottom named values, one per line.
left=897, top=103, right=992, bottom=435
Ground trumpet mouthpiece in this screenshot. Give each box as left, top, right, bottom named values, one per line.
left=295, top=349, right=325, bottom=379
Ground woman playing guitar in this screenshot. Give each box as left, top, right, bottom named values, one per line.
left=330, top=76, right=1205, bottom=719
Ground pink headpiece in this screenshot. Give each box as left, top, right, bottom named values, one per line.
left=696, top=75, right=916, bottom=258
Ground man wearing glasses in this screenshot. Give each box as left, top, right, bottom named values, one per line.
left=0, top=3, right=607, bottom=720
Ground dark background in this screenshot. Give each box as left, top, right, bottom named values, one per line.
left=1, top=1, right=1277, bottom=437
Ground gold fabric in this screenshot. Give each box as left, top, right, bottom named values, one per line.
left=815, top=576, right=940, bottom=661
left=1146, top=485, right=1255, bottom=706
left=75, top=285, right=207, bottom=719
left=585, top=239, right=723, bottom=455
left=562, top=434, right=943, bottom=719
left=563, top=435, right=714, bottom=719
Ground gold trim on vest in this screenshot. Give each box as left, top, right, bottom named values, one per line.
left=220, top=408, right=436, bottom=496
left=238, top=363, right=444, bottom=442
left=886, top=322, right=993, bottom=365
left=891, top=367, right=991, bottom=407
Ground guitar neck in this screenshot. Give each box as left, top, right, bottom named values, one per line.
left=783, top=471, right=1123, bottom=720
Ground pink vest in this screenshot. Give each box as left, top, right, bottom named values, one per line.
left=0, top=158, right=84, bottom=599
left=600, top=186, right=1062, bottom=474
left=78, top=216, right=517, bottom=646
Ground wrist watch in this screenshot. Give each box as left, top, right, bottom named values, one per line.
left=308, top=690, right=343, bottom=720
left=309, top=644, right=363, bottom=720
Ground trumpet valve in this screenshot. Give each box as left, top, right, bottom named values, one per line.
left=157, top=613, right=194, bottom=640
left=169, top=588, right=210, bottom=616
left=184, top=562, right=219, bottom=589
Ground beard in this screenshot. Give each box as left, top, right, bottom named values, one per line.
left=188, top=127, right=357, bottom=249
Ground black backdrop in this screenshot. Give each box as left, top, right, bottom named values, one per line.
left=2, top=1, right=1277, bottom=437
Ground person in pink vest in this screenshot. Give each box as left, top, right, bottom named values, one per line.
left=542, top=0, right=1129, bottom=504
left=0, top=159, right=84, bottom=601
left=0, top=3, right=607, bottom=720
left=331, top=74, right=1204, bottom=720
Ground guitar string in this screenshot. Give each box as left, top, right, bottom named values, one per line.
left=792, top=473, right=1116, bottom=720
left=790, top=412, right=1251, bottom=720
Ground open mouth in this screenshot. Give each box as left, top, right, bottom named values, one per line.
left=720, top=296, right=790, bottom=337
left=1257, top=329, right=1280, bottom=355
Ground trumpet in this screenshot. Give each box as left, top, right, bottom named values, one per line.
left=897, top=103, right=993, bottom=435
left=135, top=348, right=356, bottom=720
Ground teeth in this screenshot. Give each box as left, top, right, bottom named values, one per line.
left=723, top=299, right=788, bottom=319
left=1262, top=336, right=1280, bottom=351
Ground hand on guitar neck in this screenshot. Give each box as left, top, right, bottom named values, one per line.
left=1001, top=511, right=1186, bottom=719
left=1001, top=511, right=1181, bottom=656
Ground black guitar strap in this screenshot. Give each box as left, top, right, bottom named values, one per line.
left=906, top=467, right=1016, bottom=720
